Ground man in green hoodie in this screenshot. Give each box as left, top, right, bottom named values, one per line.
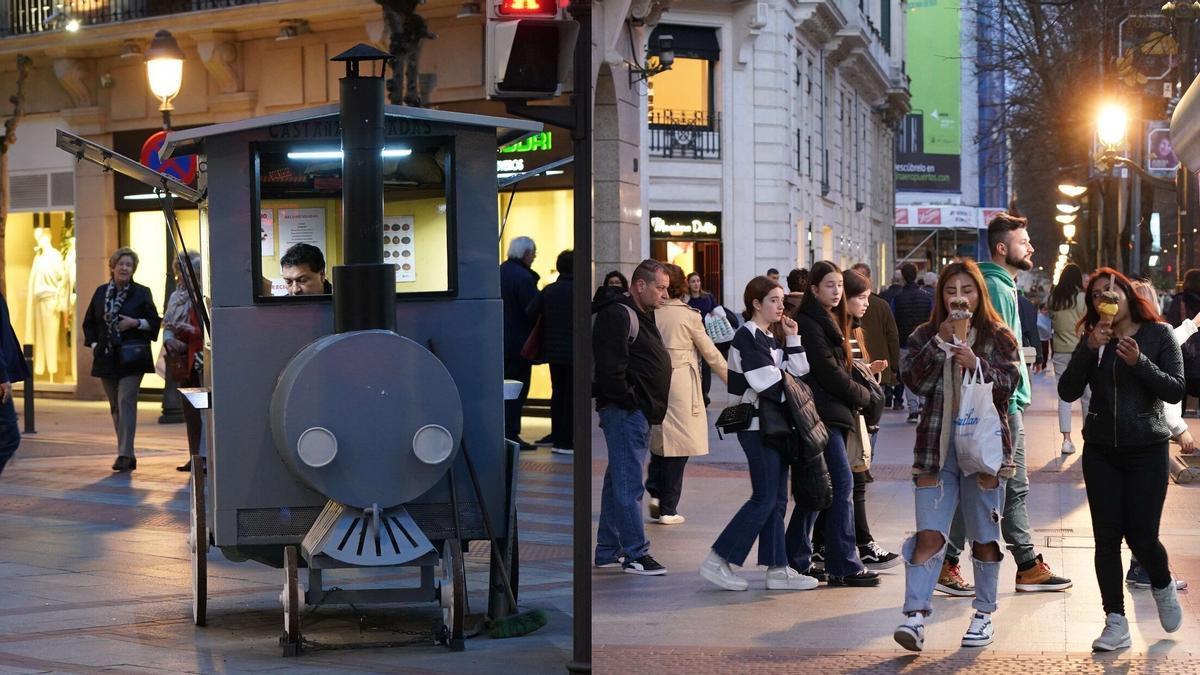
left=940, top=213, right=1073, bottom=595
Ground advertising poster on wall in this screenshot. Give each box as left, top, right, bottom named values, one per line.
left=896, top=0, right=961, bottom=192
left=260, top=209, right=275, bottom=257
left=384, top=216, right=416, bottom=282
left=278, top=208, right=327, bottom=257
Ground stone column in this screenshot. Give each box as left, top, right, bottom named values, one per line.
left=592, top=62, right=644, bottom=288
left=72, top=134, right=119, bottom=400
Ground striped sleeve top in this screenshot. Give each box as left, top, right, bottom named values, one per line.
left=727, top=322, right=810, bottom=430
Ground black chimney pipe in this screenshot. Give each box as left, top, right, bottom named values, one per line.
left=331, top=45, right=396, bottom=334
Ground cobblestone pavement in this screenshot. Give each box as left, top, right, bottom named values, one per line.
left=0, top=400, right=571, bottom=673
left=592, top=372, right=1200, bottom=673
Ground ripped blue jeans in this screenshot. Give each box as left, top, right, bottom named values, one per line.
left=902, top=440, right=1006, bottom=616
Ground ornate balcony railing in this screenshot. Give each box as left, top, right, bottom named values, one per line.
left=2, top=1, right=269, bottom=38
left=648, top=109, right=721, bottom=160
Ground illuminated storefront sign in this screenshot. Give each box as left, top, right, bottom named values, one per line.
left=649, top=211, right=721, bottom=239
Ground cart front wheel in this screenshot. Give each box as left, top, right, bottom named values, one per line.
left=438, top=538, right=466, bottom=651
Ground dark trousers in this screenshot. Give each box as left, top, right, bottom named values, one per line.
left=700, top=361, right=712, bottom=406
left=813, top=469, right=871, bottom=549
left=548, top=363, right=573, bottom=450
left=787, top=428, right=864, bottom=577
left=886, top=383, right=905, bottom=408
left=1082, top=442, right=1173, bottom=615
left=712, top=431, right=789, bottom=567
left=645, top=454, right=689, bottom=515
left=503, top=357, right=532, bottom=442
left=0, top=396, right=21, bottom=476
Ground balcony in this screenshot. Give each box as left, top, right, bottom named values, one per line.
left=648, top=109, right=721, bottom=160
left=2, top=0, right=269, bottom=37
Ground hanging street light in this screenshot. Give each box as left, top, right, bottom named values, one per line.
left=145, top=30, right=185, bottom=130
left=1055, top=213, right=1077, bottom=224
left=1059, top=244, right=1071, bottom=256
left=1058, top=184, right=1088, bottom=198
left=1097, top=103, right=1129, bottom=152
left=1063, top=223, right=1077, bottom=242
left=1056, top=203, right=1081, bottom=214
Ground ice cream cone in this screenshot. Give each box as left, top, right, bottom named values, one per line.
left=949, top=297, right=972, bottom=342
left=1097, top=290, right=1120, bottom=329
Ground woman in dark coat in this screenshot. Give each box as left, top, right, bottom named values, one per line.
left=82, top=247, right=161, bottom=472
left=785, top=261, right=880, bottom=587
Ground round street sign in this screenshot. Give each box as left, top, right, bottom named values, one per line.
left=140, top=130, right=197, bottom=185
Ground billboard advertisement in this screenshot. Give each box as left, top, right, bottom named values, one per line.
left=896, top=0, right=961, bottom=192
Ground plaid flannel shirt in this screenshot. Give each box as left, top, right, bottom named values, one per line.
left=900, top=322, right=1022, bottom=477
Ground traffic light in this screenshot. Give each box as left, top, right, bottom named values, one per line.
left=486, top=0, right=579, bottom=99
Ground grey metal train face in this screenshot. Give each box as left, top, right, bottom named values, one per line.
left=159, top=105, right=540, bottom=559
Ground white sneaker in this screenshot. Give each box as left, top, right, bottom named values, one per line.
left=1061, top=438, right=1076, bottom=455
left=961, top=611, right=994, bottom=647
left=647, top=497, right=661, bottom=522
left=893, top=614, right=925, bottom=652
left=699, top=550, right=748, bottom=591
left=1152, top=580, right=1183, bottom=633
left=765, top=566, right=819, bottom=591
left=1092, top=613, right=1131, bottom=651
left=658, top=513, right=685, bottom=525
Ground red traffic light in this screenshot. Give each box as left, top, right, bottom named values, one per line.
left=497, top=0, right=558, bottom=16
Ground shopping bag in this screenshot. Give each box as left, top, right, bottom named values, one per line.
left=953, top=364, right=1004, bottom=477
left=703, top=310, right=735, bottom=344
left=847, top=413, right=872, bottom=472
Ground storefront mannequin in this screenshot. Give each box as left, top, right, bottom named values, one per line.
left=25, top=229, right=66, bottom=377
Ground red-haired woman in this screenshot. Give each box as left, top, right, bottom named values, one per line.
left=892, top=260, right=1021, bottom=652
left=1059, top=268, right=1185, bottom=651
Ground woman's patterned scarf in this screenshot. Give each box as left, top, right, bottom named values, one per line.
left=103, top=282, right=130, bottom=349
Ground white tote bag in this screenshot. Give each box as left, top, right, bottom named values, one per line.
left=953, top=364, right=1005, bottom=477
left=703, top=310, right=736, bottom=344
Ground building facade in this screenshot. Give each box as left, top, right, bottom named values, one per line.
left=0, top=0, right=572, bottom=400
left=593, top=0, right=910, bottom=303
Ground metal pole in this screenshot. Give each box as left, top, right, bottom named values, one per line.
left=1180, top=19, right=1196, bottom=285
left=21, top=344, right=34, bottom=434
left=567, top=1, right=592, bottom=671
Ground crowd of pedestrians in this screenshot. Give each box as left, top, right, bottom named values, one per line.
left=591, top=211, right=1196, bottom=655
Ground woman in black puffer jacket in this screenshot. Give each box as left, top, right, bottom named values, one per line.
left=785, top=261, right=880, bottom=587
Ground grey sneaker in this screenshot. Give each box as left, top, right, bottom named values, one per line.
left=765, top=566, right=819, bottom=591
left=893, top=614, right=925, bottom=652
left=699, top=550, right=748, bottom=591
left=1092, top=613, right=1131, bottom=652
left=1152, top=580, right=1183, bottom=633
left=961, top=612, right=994, bottom=647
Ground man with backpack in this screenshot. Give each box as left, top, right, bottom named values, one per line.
left=592, top=259, right=672, bottom=575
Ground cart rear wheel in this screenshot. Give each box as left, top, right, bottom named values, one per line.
left=438, top=538, right=465, bottom=651
left=281, top=545, right=303, bottom=656
left=189, top=457, right=207, bottom=627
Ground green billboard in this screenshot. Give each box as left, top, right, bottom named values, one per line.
left=896, top=0, right=961, bottom=192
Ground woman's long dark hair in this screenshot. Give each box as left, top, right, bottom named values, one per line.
left=1048, top=263, right=1084, bottom=311
left=1080, top=267, right=1162, bottom=333
left=802, top=261, right=854, bottom=368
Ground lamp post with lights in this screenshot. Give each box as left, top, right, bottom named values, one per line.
left=145, top=30, right=184, bottom=130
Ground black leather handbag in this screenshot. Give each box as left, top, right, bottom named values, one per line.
left=759, top=394, right=800, bottom=463
left=118, top=341, right=153, bottom=369
left=792, top=453, right=833, bottom=511
left=714, top=403, right=755, bottom=439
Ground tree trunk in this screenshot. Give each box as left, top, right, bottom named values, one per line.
left=0, top=54, right=33, bottom=297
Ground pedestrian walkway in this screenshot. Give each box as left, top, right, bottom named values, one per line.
left=592, top=370, right=1200, bottom=671
left=0, top=400, right=571, bottom=673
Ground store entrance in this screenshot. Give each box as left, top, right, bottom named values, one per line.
left=648, top=210, right=723, bottom=304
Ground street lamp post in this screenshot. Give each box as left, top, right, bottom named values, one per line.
left=145, top=30, right=184, bottom=130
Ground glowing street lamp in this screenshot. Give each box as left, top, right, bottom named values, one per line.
left=1058, top=184, right=1087, bottom=198
left=1056, top=203, right=1081, bottom=214
left=1055, top=214, right=1077, bottom=224
left=1059, top=244, right=1070, bottom=256
left=1097, top=103, right=1128, bottom=151
left=145, top=30, right=185, bottom=129
left=1062, top=223, right=1077, bottom=241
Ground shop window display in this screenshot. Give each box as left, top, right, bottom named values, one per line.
left=3, top=212, right=76, bottom=386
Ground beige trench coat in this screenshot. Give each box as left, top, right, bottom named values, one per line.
left=650, top=299, right=729, bottom=457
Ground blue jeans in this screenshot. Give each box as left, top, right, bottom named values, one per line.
left=902, top=440, right=1006, bottom=616
left=712, top=431, right=789, bottom=567
left=595, top=406, right=651, bottom=564
left=946, top=410, right=1035, bottom=566
left=786, top=428, right=864, bottom=577
left=0, top=397, right=20, bottom=476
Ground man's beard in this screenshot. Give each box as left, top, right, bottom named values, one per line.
left=1006, top=251, right=1033, bottom=271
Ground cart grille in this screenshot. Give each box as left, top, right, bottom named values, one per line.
left=237, top=506, right=323, bottom=539
left=406, top=503, right=486, bottom=540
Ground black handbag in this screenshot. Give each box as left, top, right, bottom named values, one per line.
left=118, top=341, right=152, bottom=369
left=714, top=403, right=755, bottom=439
left=792, top=453, right=833, bottom=511
left=781, top=372, right=829, bottom=462
left=850, top=360, right=886, bottom=428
